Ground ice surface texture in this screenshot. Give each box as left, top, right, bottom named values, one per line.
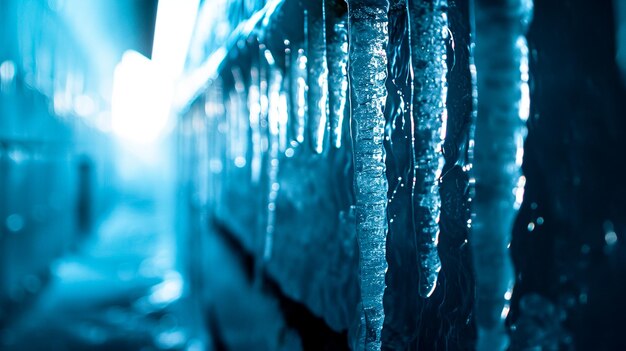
left=347, top=1, right=390, bottom=349
left=407, top=0, right=448, bottom=299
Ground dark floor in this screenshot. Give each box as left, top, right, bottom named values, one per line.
left=0, top=195, right=318, bottom=351
left=0, top=202, right=210, bottom=351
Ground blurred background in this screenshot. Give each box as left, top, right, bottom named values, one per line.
left=0, top=0, right=225, bottom=348
left=0, top=1, right=326, bottom=350
left=0, top=0, right=192, bottom=349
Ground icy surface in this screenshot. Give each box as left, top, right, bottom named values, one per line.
left=197, top=3, right=362, bottom=337
left=347, top=1, right=390, bottom=349
left=471, top=0, right=533, bottom=349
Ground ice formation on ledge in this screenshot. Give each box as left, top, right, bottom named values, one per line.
left=177, top=0, right=534, bottom=348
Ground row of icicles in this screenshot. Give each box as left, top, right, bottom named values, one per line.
left=200, top=0, right=531, bottom=349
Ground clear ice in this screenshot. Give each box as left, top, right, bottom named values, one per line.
left=326, top=0, right=349, bottom=149
left=407, top=0, right=448, bottom=299
left=290, top=13, right=308, bottom=145
left=307, top=1, right=330, bottom=153
left=347, top=0, right=390, bottom=349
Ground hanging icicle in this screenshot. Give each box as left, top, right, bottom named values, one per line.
left=249, top=43, right=264, bottom=184
left=326, top=0, right=349, bottom=149
left=470, top=0, right=533, bottom=349
left=307, top=1, right=330, bottom=154
left=290, top=11, right=308, bottom=145
left=263, top=48, right=282, bottom=262
left=347, top=0, right=390, bottom=349
left=407, top=0, right=449, bottom=298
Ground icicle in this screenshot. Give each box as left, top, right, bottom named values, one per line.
left=307, top=2, right=330, bottom=154
left=205, top=80, right=225, bottom=207
left=231, top=67, right=249, bottom=168
left=263, top=48, right=282, bottom=261
left=290, top=12, right=308, bottom=145
left=470, top=0, right=533, bottom=350
left=249, top=50, right=263, bottom=184
left=407, top=0, right=448, bottom=298
left=326, top=0, right=349, bottom=149
left=347, top=1, right=390, bottom=349
left=259, top=44, right=270, bottom=157
left=278, top=90, right=289, bottom=153
left=279, top=41, right=290, bottom=153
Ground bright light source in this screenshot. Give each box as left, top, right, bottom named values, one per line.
left=152, top=0, right=200, bottom=79
left=111, top=0, right=200, bottom=143
left=110, top=0, right=199, bottom=143
left=111, top=51, right=172, bottom=144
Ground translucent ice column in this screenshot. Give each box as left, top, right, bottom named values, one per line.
left=347, top=0, right=390, bottom=349
left=307, top=1, right=330, bottom=153
left=470, top=0, right=533, bottom=349
left=407, top=0, right=449, bottom=299
left=326, top=0, right=349, bottom=149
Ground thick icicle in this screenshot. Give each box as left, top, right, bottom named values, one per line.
left=307, top=2, right=330, bottom=154
left=407, top=0, right=448, bottom=298
left=470, top=0, right=533, bottom=350
left=326, top=0, right=349, bottom=149
left=347, top=1, right=390, bottom=349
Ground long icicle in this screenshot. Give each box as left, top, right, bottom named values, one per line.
left=470, top=0, right=533, bottom=349
left=326, top=0, right=349, bottom=149
left=307, top=1, right=330, bottom=153
left=263, top=48, right=282, bottom=262
left=407, top=0, right=449, bottom=298
left=347, top=0, right=390, bottom=349
left=290, top=11, right=308, bottom=145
